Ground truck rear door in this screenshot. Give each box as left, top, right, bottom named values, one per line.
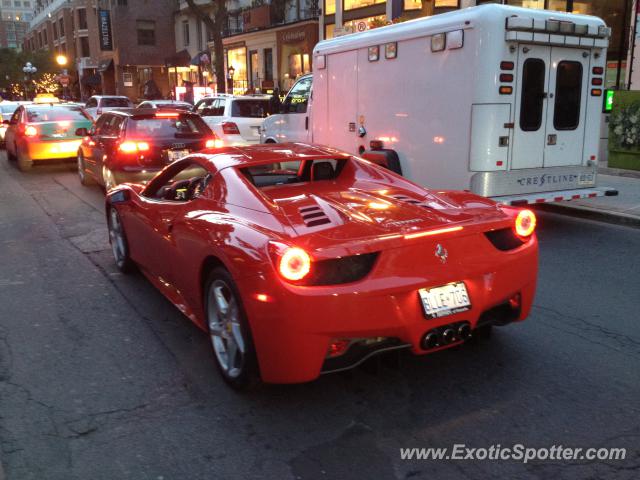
left=512, top=45, right=590, bottom=169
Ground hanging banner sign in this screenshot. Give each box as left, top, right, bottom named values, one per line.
left=98, top=9, right=113, bottom=51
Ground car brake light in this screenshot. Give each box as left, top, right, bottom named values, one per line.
left=514, top=209, right=536, bottom=238
left=222, top=122, right=240, bottom=135
left=279, top=247, right=311, bottom=281
left=155, top=112, right=180, bottom=118
left=118, top=141, right=149, bottom=154
left=24, top=125, right=38, bottom=137
left=205, top=138, right=224, bottom=148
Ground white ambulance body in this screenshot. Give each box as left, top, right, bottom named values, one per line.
left=261, top=4, right=618, bottom=205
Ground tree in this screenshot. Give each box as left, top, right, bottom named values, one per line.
left=184, top=0, right=228, bottom=93
left=420, top=0, right=434, bottom=17
left=0, top=49, right=63, bottom=99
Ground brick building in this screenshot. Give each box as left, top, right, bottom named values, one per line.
left=25, top=0, right=177, bottom=100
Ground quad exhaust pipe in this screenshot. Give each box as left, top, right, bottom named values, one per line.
left=420, top=321, right=472, bottom=351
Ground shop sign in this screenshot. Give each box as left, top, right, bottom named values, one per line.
left=282, top=30, right=306, bottom=43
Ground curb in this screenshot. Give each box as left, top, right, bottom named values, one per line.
left=598, top=166, right=640, bottom=179
left=538, top=203, right=640, bottom=228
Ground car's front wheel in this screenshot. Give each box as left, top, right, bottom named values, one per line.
left=107, top=207, right=135, bottom=273
left=77, top=152, right=95, bottom=186
left=205, top=267, right=259, bottom=389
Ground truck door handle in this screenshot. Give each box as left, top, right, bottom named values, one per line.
left=305, top=116, right=308, bottom=130
left=547, top=134, right=557, bottom=145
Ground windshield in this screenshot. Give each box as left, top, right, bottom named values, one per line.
left=127, top=115, right=210, bottom=139
left=231, top=99, right=272, bottom=118
left=241, top=159, right=343, bottom=188
left=155, top=102, right=192, bottom=110
left=0, top=104, right=18, bottom=113
left=26, top=107, right=92, bottom=123
left=102, top=98, right=132, bottom=107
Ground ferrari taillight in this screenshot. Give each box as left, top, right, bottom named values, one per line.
left=278, top=247, right=311, bottom=281
left=222, top=122, right=240, bottom=135
left=514, top=209, right=536, bottom=238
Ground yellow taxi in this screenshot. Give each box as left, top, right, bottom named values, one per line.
left=4, top=103, right=93, bottom=171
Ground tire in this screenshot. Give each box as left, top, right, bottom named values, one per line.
left=102, top=164, right=116, bottom=191
left=17, top=150, right=32, bottom=171
left=107, top=207, right=135, bottom=273
left=77, top=152, right=95, bottom=186
left=204, top=267, right=259, bottom=389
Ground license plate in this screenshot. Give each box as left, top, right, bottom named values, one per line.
left=419, top=282, right=471, bottom=319
left=167, top=149, right=190, bottom=162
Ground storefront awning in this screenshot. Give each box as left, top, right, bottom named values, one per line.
left=190, top=51, right=211, bottom=66
left=165, top=49, right=191, bottom=68
left=97, top=59, right=113, bottom=72
left=81, top=74, right=101, bottom=86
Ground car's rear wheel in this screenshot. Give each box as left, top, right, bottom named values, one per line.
left=102, top=165, right=116, bottom=191
left=107, top=207, right=134, bottom=273
left=77, top=152, right=95, bottom=186
left=17, top=150, right=32, bottom=171
left=205, top=268, right=259, bottom=389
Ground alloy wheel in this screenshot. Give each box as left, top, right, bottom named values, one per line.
left=102, top=165, right=116, bottom=190
left=207, top=279, right=246, bottom=379
left=108, top=208, right=127, bottom=267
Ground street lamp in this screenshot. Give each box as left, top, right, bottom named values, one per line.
left=22, top=62, right=37, bottom=101
left=56, top=54, right=70, bottom=100
left=227, top=65, right=235, bottom=94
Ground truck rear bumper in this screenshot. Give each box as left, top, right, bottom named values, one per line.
left=491, top=187, right=619, bottom=206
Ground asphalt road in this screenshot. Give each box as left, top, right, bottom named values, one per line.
left=0, top=154, right=639, bottom=480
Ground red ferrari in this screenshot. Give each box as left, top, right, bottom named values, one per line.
left=106, top=143, right=538, bottom=387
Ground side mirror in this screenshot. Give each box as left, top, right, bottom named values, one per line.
left=75, top=127, right=89, bottom=136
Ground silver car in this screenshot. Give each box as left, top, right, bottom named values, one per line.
left=84, top=95, right=133, bottom=120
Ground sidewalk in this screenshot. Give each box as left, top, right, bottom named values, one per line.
left=542, top=173, right=640, bottom=227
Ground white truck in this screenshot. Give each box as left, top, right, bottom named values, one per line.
left=261, top=4, right=618, bottom=205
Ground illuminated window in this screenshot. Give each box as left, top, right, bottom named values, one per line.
left=343, top=15, right=386, bottom=34
left=405, top=0, right=459, bottom=7
left=227, top=46, right=247, bottom=94
left=344, top=0, right=384, bottom=12
left=325, top=0, right=335, bottom=15
left=324, top=23, right=335, bottom=39
left=404, top=0, right=421, bottom=10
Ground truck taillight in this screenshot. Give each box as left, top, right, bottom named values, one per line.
left=118, top=141, right=150, bottom=153
left=500, top=61, right=514, bottom=70
left=222, top=122, right=240, bottom=135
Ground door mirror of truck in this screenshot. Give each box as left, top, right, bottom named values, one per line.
left=75, top=127, right=89, bottom=136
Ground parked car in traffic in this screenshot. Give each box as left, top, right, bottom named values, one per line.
left=77, top=108, right=220, bottom=189
left=0, top=102, right=20, bottom=147
left=104, top=143, right=539, bottom=388
left=193, top=94, right=272, bottom=145
left=4, top=103, right=93, bottom=171
left=84, top=95, right=134, bottom=120
left=137, top=100, right=193, bottom=111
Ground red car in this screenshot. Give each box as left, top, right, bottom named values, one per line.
left=106, top=143, right=538, bottom=388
